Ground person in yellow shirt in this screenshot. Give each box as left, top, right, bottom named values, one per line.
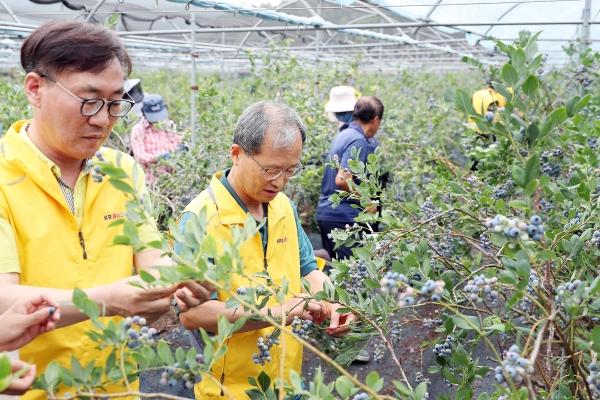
left=0, top=20, right=212, bottom=400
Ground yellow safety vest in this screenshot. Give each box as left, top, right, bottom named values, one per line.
left=0, top=121, right=139, bottom=400
left=183, top=172, right=303, bottom=400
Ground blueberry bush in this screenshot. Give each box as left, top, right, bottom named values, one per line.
left=5, top=32, right=600, bottom=399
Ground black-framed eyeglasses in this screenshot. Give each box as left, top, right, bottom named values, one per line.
left=242, top=148, right=305, bottom=180
left=41, top=74, right=134, bottom=117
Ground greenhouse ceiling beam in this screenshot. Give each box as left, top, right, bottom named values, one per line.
left=164, top=0, right=488, bottom=63
left=115, top=20, right=600, bottom=37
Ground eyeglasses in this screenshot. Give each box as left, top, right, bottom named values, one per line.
left=41, top=74, right=134, bottom=117
left=242, top=148, right=305, bottom=180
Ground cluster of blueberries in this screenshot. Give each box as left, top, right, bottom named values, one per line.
left=432, top=335, right=454, bottom=358
left=159, top=354, right=205, bottom=388
left=484, top=214, right=544, bottom=241
left=554, top=279, right=586, bottom=306
left=494, top=345, right=532, bottom=384
left=236, top=287, right=248, bottom=295
left=592, top=231, right=600, bottom=248
left=422, top=318, right=443, bottom=329
left=380, top=271, right=410, bottom=295
left=587, top=363, right=600, bottom=397
left=92, top=151, right=106, bottom=183
left=463, top=274, right=499, bottom=302
left=415, top=371, right=431, bottom=386
left=420, top=279, right=445, bottom=302
left=290, top=316, right=313, bottom=340
left=125, top=315, right=156, bottom=347
left=340, top=259, right=369, bottom=295
left=253, top=333, right=280, bottom=365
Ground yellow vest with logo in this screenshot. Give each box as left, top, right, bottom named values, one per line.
left=0, top=121, right=139, bottom=400
left=183, top=172, right=303, bottom=400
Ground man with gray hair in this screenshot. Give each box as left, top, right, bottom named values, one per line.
left=174, top=101, right=358, bottom=399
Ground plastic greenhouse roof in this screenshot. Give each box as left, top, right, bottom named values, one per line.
left=0, top=0, right=591, bottom=70
left=375, top=0, right=599, bottom=64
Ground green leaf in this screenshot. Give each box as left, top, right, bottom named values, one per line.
left=570, top=236, right=584, bottom=258
left=139, top=269, right=156, bottom=284
left=392, top=380, right=413, bottom=397
left=572, top=94, right=591, bottom=116
left=501, top=63, right=519, bottom=87
left=539, top=107, right=567, bottom=143
left=492, top=81, right=512, bottom=102
left=525, top=179, right=538, bottom=198
left=335, top=376, right=352, bottom=399
left=593, top=326, right=600, bottom=347
left=257, top=371, right=271, bottom=392
left=508, top=200, right=529, bottom=209
left=414, top=382, right=428, bottom=400
left=512, top=165, right=526, bottom=188
left=443, top=88, right=456, bottom=104
left=521, top=74, right=539, bottom=97
left=455, top=89, right=476, bottom=115
left=449, top=182, right=468, bottom=195
left=109, top=178, right=137, bottom=196
left=527, top=122, right=539, bottom=145
left=512, top=49, right=526, bottom=72
left=490, top=233, right=507, bottom=247
left=525, top=153, right=540, bottom=186
left=365, top=371, right=383, bottom=393
left=441, top=367, right=461, bottom=384
left=451, top=315, right=480, bottom=330
left=157, top=340, right=175, bottom=366
left=45, top=360, right=60, bottom=388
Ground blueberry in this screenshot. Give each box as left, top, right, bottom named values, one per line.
left=485, top=111, right=495, bottom=122
left=168, top=379, right=177, bottom=387
left=591, top=363, right=598, bottom=371
left=132, top=316, right=140, bottom=324
left=431, top=294, right=441, bottom=302
left=509, top=345, right=520, bottom=353
left=530, top=215, right=542, bottom=225
left=509, top=227, right=521, bottom=238
left=127, top=329, right=139, bottom=340
left=404, top=296, right=415, bottom=306
left=194, top=374, right=203, bottom=383
left=159, top=378, right=167, bottom=386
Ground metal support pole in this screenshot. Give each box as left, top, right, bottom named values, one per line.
left=581, top=0, right=591, bottom=95
left=85, top=0, right=107, bottom=22
left=0, top=0, right=20, bottom=24
left=220, top=32, right=225, bottom=95
left=190, top=11, right=197, bottom=148
left=314, top=0, right=321, bottom=99
left=378, top=18, right=383, bottom=92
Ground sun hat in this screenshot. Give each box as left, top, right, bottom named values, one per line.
left=142, top=94, right=168, bottom=123
left=324, top=86, right=357, bottom=113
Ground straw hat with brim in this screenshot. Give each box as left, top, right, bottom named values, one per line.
left=325, top=86, right=357, bottom=112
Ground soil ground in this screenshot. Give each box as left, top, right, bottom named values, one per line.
left=140, top=310, right=498, bottom=399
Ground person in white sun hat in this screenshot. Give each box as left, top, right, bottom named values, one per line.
left=325, top=85, right=357, bottom=131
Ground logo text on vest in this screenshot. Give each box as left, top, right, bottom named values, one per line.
left=104, top=212, right=125, bottom=221
left=277, top=237, right=288, bottom=244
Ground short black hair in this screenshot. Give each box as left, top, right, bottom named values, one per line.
left=21, top=20, right=132, bottom=78
left=353, top=96, right=384, bottom=124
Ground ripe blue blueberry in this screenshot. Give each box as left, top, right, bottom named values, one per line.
left=404, top=296, right=415, bottom=306
left=485, top=111, right=495, bottom=122
left=168, top=379, right=177, bottom=388
left=132, top=316, right=140, bottom=324
left=127, top=329, right=139, bottom=340
left=530, top=215, right=542, bottom=225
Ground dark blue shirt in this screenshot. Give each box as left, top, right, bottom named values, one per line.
left=316, top=122, right=374, bottom=222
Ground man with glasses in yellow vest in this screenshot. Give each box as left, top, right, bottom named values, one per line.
left=174, top=101, right=359, bottom=400
left=0, top=20, right=213, bottom=400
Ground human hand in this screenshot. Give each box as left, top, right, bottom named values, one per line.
left=365, top=205, right=378, bottom=214
left=174, top=281, right=217, bottom=313
left=0, top=294, right=60, bottom=352
left=103, top=276, right=179, bottom=324
left=0, top=359, right=36, bottom=396
left=283, top=296, right=328, bottom=325
left=324, top=302, right=358, bottom=338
